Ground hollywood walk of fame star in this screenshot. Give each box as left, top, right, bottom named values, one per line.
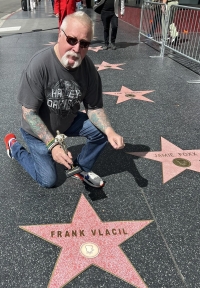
left=103, top=86, right=154, bottom=104
left=127, top=137, right=200, bottom=183
left=88, top=46, right=103, bottom=52
left=44, top=42, right=57, bottom=46
left=95, top=61, right=125, bottom=71
left=20, top=194, right=153, bottom=288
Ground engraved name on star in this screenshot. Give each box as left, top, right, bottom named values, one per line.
left=127, top=137, right=200, bottom=183
left=20, top=194, right=153, bottom=288
left=95, top=61, right=125, bottom=71
left=103, top=86, right=154, bottom=104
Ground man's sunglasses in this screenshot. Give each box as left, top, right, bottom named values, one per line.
left=61, top=29, right=90, bottom=48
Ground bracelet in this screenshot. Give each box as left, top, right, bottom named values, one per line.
left=46, top=139, right=60, bottom=152
left=46, top=139, right=55, bottom=148
left=47, top=141, right=60, bottom=152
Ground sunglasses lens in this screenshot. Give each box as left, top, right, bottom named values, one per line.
left=65, top=33, right=90, bottom=48
left=80, top=41, right=90, bottom=48
left=67, top=37, right=78, bottom=46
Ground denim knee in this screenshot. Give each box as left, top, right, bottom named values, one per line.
left=37, top=168, right=57, bottom=188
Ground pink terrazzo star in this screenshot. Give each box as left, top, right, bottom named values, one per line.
left=127, top=137, right=200, bottom=183
left=104, top=86, right=154, bottom=104
left=20, top=194, right=152, bottom=288
left=95, top=61, right=125, bottom=71
left=88, top=46, right=103, bottom=52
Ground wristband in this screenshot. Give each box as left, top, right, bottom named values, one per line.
left=46, top=139, right=59, bottom=151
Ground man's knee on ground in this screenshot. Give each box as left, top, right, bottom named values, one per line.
left=37, top=171, right=57, bottom=188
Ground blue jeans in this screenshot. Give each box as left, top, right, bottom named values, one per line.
left=11, top=112, right=108, bottom=188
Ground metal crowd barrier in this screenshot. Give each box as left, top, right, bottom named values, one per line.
left=139, top=1, right=200, bottom=67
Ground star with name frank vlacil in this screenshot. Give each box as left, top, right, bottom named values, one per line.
left=20, top=194, right=152, bottom=288
left=127, top=137, right=200, bottom=183
left=95, top=61, right=125, bottom=71
left=104, top=86, right=154, bottom=104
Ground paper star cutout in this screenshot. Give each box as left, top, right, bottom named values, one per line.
left=20, top=194, right=152, bottom=288
left=95, top=61, right=125, bottom=71
left=88, top=46, right=103, bottom=52
left=103, top=86, right=154, bottom=104
left=128, top=137, right=200, bottom=183
left=44, top=42, right=57, bottom=46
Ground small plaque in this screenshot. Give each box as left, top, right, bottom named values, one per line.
left=80, top=242, right=100, bottom=258
left=125, top=93, right=135, bottom=98
left=172, top=158, right=191, bottom=167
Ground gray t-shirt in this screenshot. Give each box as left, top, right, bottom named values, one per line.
left=18, top=46, right=103, bottom=138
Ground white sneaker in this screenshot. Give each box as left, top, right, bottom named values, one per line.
left=73, top=171, right=104, bottom=188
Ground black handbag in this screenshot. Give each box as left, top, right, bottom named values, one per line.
left=93, top=0, right=106, bottom=14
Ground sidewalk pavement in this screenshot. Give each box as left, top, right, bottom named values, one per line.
left=0, top=0, right=200, bottom=287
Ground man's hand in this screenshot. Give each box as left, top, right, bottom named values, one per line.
left=106, top=127, right=125, bottom=150
left=51, top=145, right=73, bottom=169
left=87, top=108, right=125, bottom=149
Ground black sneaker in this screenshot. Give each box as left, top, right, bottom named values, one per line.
left=102, top=45, right=109, bottom=50
left=110, top=43, right=116, bottom=50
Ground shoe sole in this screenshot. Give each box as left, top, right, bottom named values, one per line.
left=4, top=133, right=16, bottom=159
left=72, top=174, right=105, bottom=188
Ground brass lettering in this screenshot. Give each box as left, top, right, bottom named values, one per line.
left=98, top=229, right=103, bottom=236
left=112, top=229, right=117, bottom=235
left=79, top=230, right=85, bottom=236
left=72, top=230, right=77, bottom=237
left=91, top=229, right=96, bottom=236
left=105, top=229, right=110, bottom=236
left=51, top=231, right=55, bottom=237
left=57, top=231, right=62, bottom=237
left=123, top=229, right=128, bottom=235
left=65, top=231, right=70, bottom=237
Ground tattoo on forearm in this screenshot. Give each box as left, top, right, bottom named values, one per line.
left=22, top=106, right=53, bottom=144
left=87, top=108, right=111, bottom=133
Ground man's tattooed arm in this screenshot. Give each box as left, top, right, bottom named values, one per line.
left=22, top=106, right=54, bottom=144
left=87, top=108, right=112, bottom=134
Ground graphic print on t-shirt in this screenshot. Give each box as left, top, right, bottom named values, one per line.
left=47, top=79, right=82, bottom=117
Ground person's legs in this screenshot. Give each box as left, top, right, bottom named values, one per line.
left=168, top=2, right=179, bottom=41
left=110, top=13, right=118, bottom=45
left=101, top=11, right=112, bottom=47
left=59, top=9, right=66, bottom=27
left=10, top=129, right=57, bottom=188
left=65, top=112, right=108, bottom=172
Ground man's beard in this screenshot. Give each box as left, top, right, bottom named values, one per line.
left=60, top=51, right=82, bottom=69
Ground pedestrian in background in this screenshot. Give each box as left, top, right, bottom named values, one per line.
left=162, top=0, right=179, bottom=44
left=100, top=0, right=125, bottom=50
left=51, top=0, right=54, bottom=10
left=54, top=0, right=77, bottom=27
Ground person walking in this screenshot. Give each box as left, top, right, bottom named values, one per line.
left=162, top=0, right=179, bottom=44
left=100, top=0, right=125, bottom=50
left=4, top=12, right=125, bottom=189
left=54, top=0, right=77, bottom=27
